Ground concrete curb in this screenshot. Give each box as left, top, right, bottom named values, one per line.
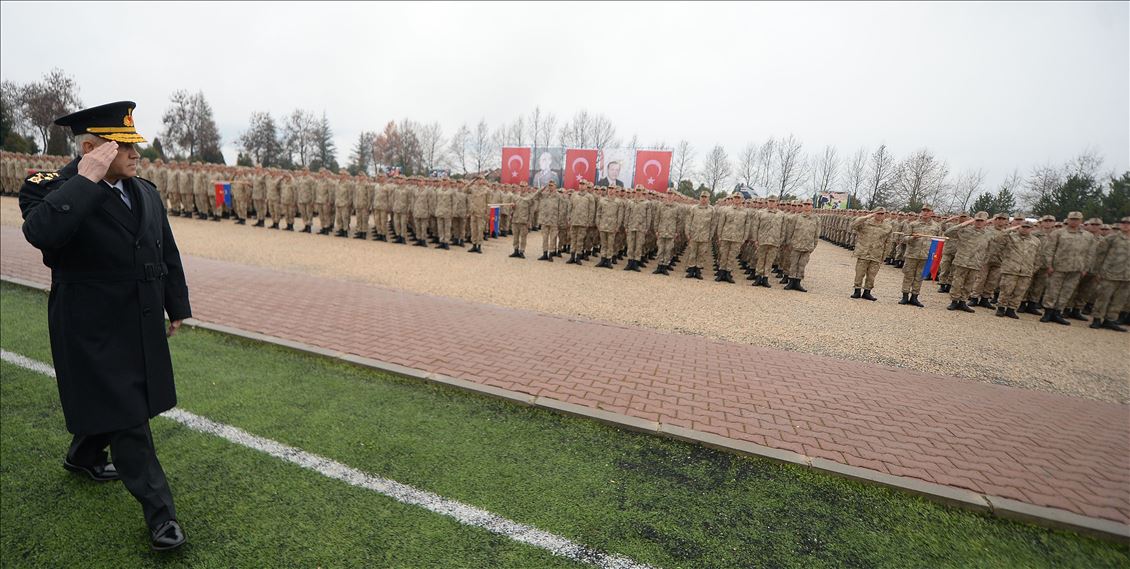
left=3, top=275, right=1127, bottom=543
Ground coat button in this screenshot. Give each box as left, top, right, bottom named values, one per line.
left=143, top=306, right=152, bottom=316
left=61, top=204, right=71, bottom=211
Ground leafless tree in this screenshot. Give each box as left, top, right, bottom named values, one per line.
left=892, top=148, right=948, bottom=210
left=772, top=134, right=806, bottom=197
left=700, top=144, right=733, bottom=193
left=19, top=68, right=82, bottom=154
left=161, top=90, right=223, bottom=163
left=864, top=144, right=896, bottom=209
left=809, top=145, right=840, bottom=199
left=418, top=121, right=447, bottom=171
left=538, top=112, right=557, bottom=149
left=507, top=115, right=526, bottom=147
left=735, top=142, right=758, bottom=189
left=590, top=113, right=618, bottom=151
left=951, top=168, right=987, bottom=212
left=1022, top=164, right=1061, bottom=209
left=671, top=140, right=695, bottom=185
left=282, top=109, right=318, bottom=168
left=841, top=147, right=868, bottom=204
left=754, top=137, right=776, bottom=189
left=471, top=118, right=492, bottom=173
left=1064, top=148, right=1104, bottom=180
left=448, top=123, right=470, bottom=174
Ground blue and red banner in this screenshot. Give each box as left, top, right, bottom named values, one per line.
left=921, top=238, right=946, bottom=280
left=488, top=206, right=501, bottom=237
left=214, top=182, right=232, bottom=208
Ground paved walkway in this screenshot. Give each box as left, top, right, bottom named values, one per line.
left=2, top=225, right=1127, bottom=531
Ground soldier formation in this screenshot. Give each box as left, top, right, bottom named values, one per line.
left=3, top=151, right=1127, bottom=331
left=819, top=206, right=1130, bottom=331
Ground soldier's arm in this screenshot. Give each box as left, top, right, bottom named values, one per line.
left=1044, top=232, right=1059, bottom=272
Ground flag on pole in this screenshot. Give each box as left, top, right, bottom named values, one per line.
left=564, top=148, right=598, bottom=189
left=632, top=150, right=672, bottom=192
left=489, top=205, right=501, bottom=237
left=500, top=147, right=531, bottom=184
left=214, top=182, right=232, bottom=208
left=921, top=238, right=946, bottom=280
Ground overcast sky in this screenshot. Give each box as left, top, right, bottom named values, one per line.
left=2, top=1, right=1126, bottom=191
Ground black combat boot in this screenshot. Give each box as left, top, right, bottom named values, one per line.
left=1083, top=303, right=1095, bottom=316
left=1089, top=317, right=1104, bottom=329
left=692, top=267, right=703, bottom=280
left=722, top=271, right=735, bottom=283
left=254, top=219, right=265, bottom=227
left=976, top=297, right=993, bottom=308
left=354, top=231, right=365, bottom=239
left=286, top=224, right=295, bottom=231
left=271, top=222, right=281, bottom=230
left=537, top=252, right=550, bottom=261
left=236, top=218, right=246, bottom=225
left=896, top=259, right=904, bottom=269
left=473, top=244, right=483, bottom=254
left=862, top=289, right=878, bottom=301
left=1022, top=302, right=1043, bottom=316
left=946, top=300, right=962, bottom=311
left=1066, top=308, right=1087, bottom=321
left=509, top=248, right=521, bottom=258
left=302, top=225, right=312, bottom=234
left=685, top=267, right=695, bottom=278
left=783, top=278, right=796, bottom=291
left=1050, top=309, right=1071, bottom=325
left=778, top=274, right=790, bottom=284
left=909, top=294, right=924, bottom=308
left=337, top=229, right=349, bottom=237
left=995, top=306, right=1006, bottom=317
left=792, top=279, right=808, bottom=293
left=1103, top=320, right=1127, bottom=332
left=1119, top=312, right=1130, bottom=325
left=438, top=242, right=450, bottom=250
left=938, top=284, right=947, bottom=293
left=653, top=265, right=668, bottom=275
left=759, top=276, right=772, bottom=288
left=1004, top=308, right=1019, bottom=319
left=898, top=292, right=910, bottom=305
left=851, top=288, right=862, bottom=299
left=958, top=300, right=975, bottom=313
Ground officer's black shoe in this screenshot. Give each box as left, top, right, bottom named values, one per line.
left=946, top=300, right=962, bottom=311
left=862, top=289, right=877, bottom=301
left=235, top=218, right=246, bottom=225
left=1103, top=320, right=1127, bottom=332
left=909, top=294, right=924, bottom=308
left=150, top=520, right=186, bottom=552
left=1089, top=317, right=1104, bottom=329
left=1066, top=308, right=1087, bottom=321
left=898, top=293, right=910, bottom=305
left=1004, top=308, right=1019, bottom=319
left=1050, top=310, right=1071, bottom=325
left=509, top=248, right=521, bottom=258
left=851, top=288, right=862, bottom=299
left=721, top=271, right=735, bottom=284
left=995, top=306, right=1006, bottom=317
left=537, top=252, right=550, bottom=261
left=63, top=458, right=119, bottom=482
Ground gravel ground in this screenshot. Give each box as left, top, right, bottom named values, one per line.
left=4, top=197, right=1127, bottom=404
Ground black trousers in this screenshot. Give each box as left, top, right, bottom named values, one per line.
left=67, top=420, right=176, bottom=530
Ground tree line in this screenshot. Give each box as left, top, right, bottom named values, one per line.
left=2, top=68, right=1126, bottom=220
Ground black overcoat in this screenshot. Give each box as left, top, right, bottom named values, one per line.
left=19, top=157, right=192, bottom=435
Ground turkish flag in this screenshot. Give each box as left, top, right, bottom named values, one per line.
left=500, top=147, right=531, bottom=184
left=633, top=150, right=672, bottom=192
left=564, top=148, right=598, bottom=189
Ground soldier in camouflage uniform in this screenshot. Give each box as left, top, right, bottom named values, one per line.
left=297, top=168, right=315, bottom=233
left=994, top=221, right=1041, bottom=318
left=898, top=205, right=940, bottom=307
left=1019, top=215, right=1057, bottom=314
left=1089, top=217, right=1130, bottom=331
left=944, top=212, right=993, bottom=313
left=1040, top=211, right=1093, bottom=325
left=682, top=191, right=715, bottom=280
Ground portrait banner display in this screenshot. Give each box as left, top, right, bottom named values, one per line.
left=595, top=148, right=633, bottom=189
left=529, top=147, right=564, bottom=188
left=633, top=150, right=672, bottom=192
left=818, top=191, right=848, bottom=209
left=501, top=147, right=531, bottom=184
left=564, top=148, right=598, bottom=189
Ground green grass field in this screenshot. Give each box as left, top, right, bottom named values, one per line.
left=1, top=280, right=1127, bottom=568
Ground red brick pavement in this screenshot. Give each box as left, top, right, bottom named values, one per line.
left=3, top=226, right=1128, bottom=526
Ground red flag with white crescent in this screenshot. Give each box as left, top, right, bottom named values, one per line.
left=633, top=150, right=672, bottom=192
left=500, top=147, right=531, bottom=184
left=564, top=148, right=598, bottom=189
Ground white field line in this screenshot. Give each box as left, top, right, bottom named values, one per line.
left=0, top=349, right=657, bottom=569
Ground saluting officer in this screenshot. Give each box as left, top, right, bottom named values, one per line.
left=18, top=102, right=190, bottom=551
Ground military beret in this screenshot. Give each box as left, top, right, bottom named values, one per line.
left=974, top=211, right=990, bottom=220
left=1039, top=215, right=1056, bottom=222
left=55, top=101, right=146, bottom=144
left=1084, top=217, right=1103, bottom=225
left=1067, top=211, right=1083, bottom=220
